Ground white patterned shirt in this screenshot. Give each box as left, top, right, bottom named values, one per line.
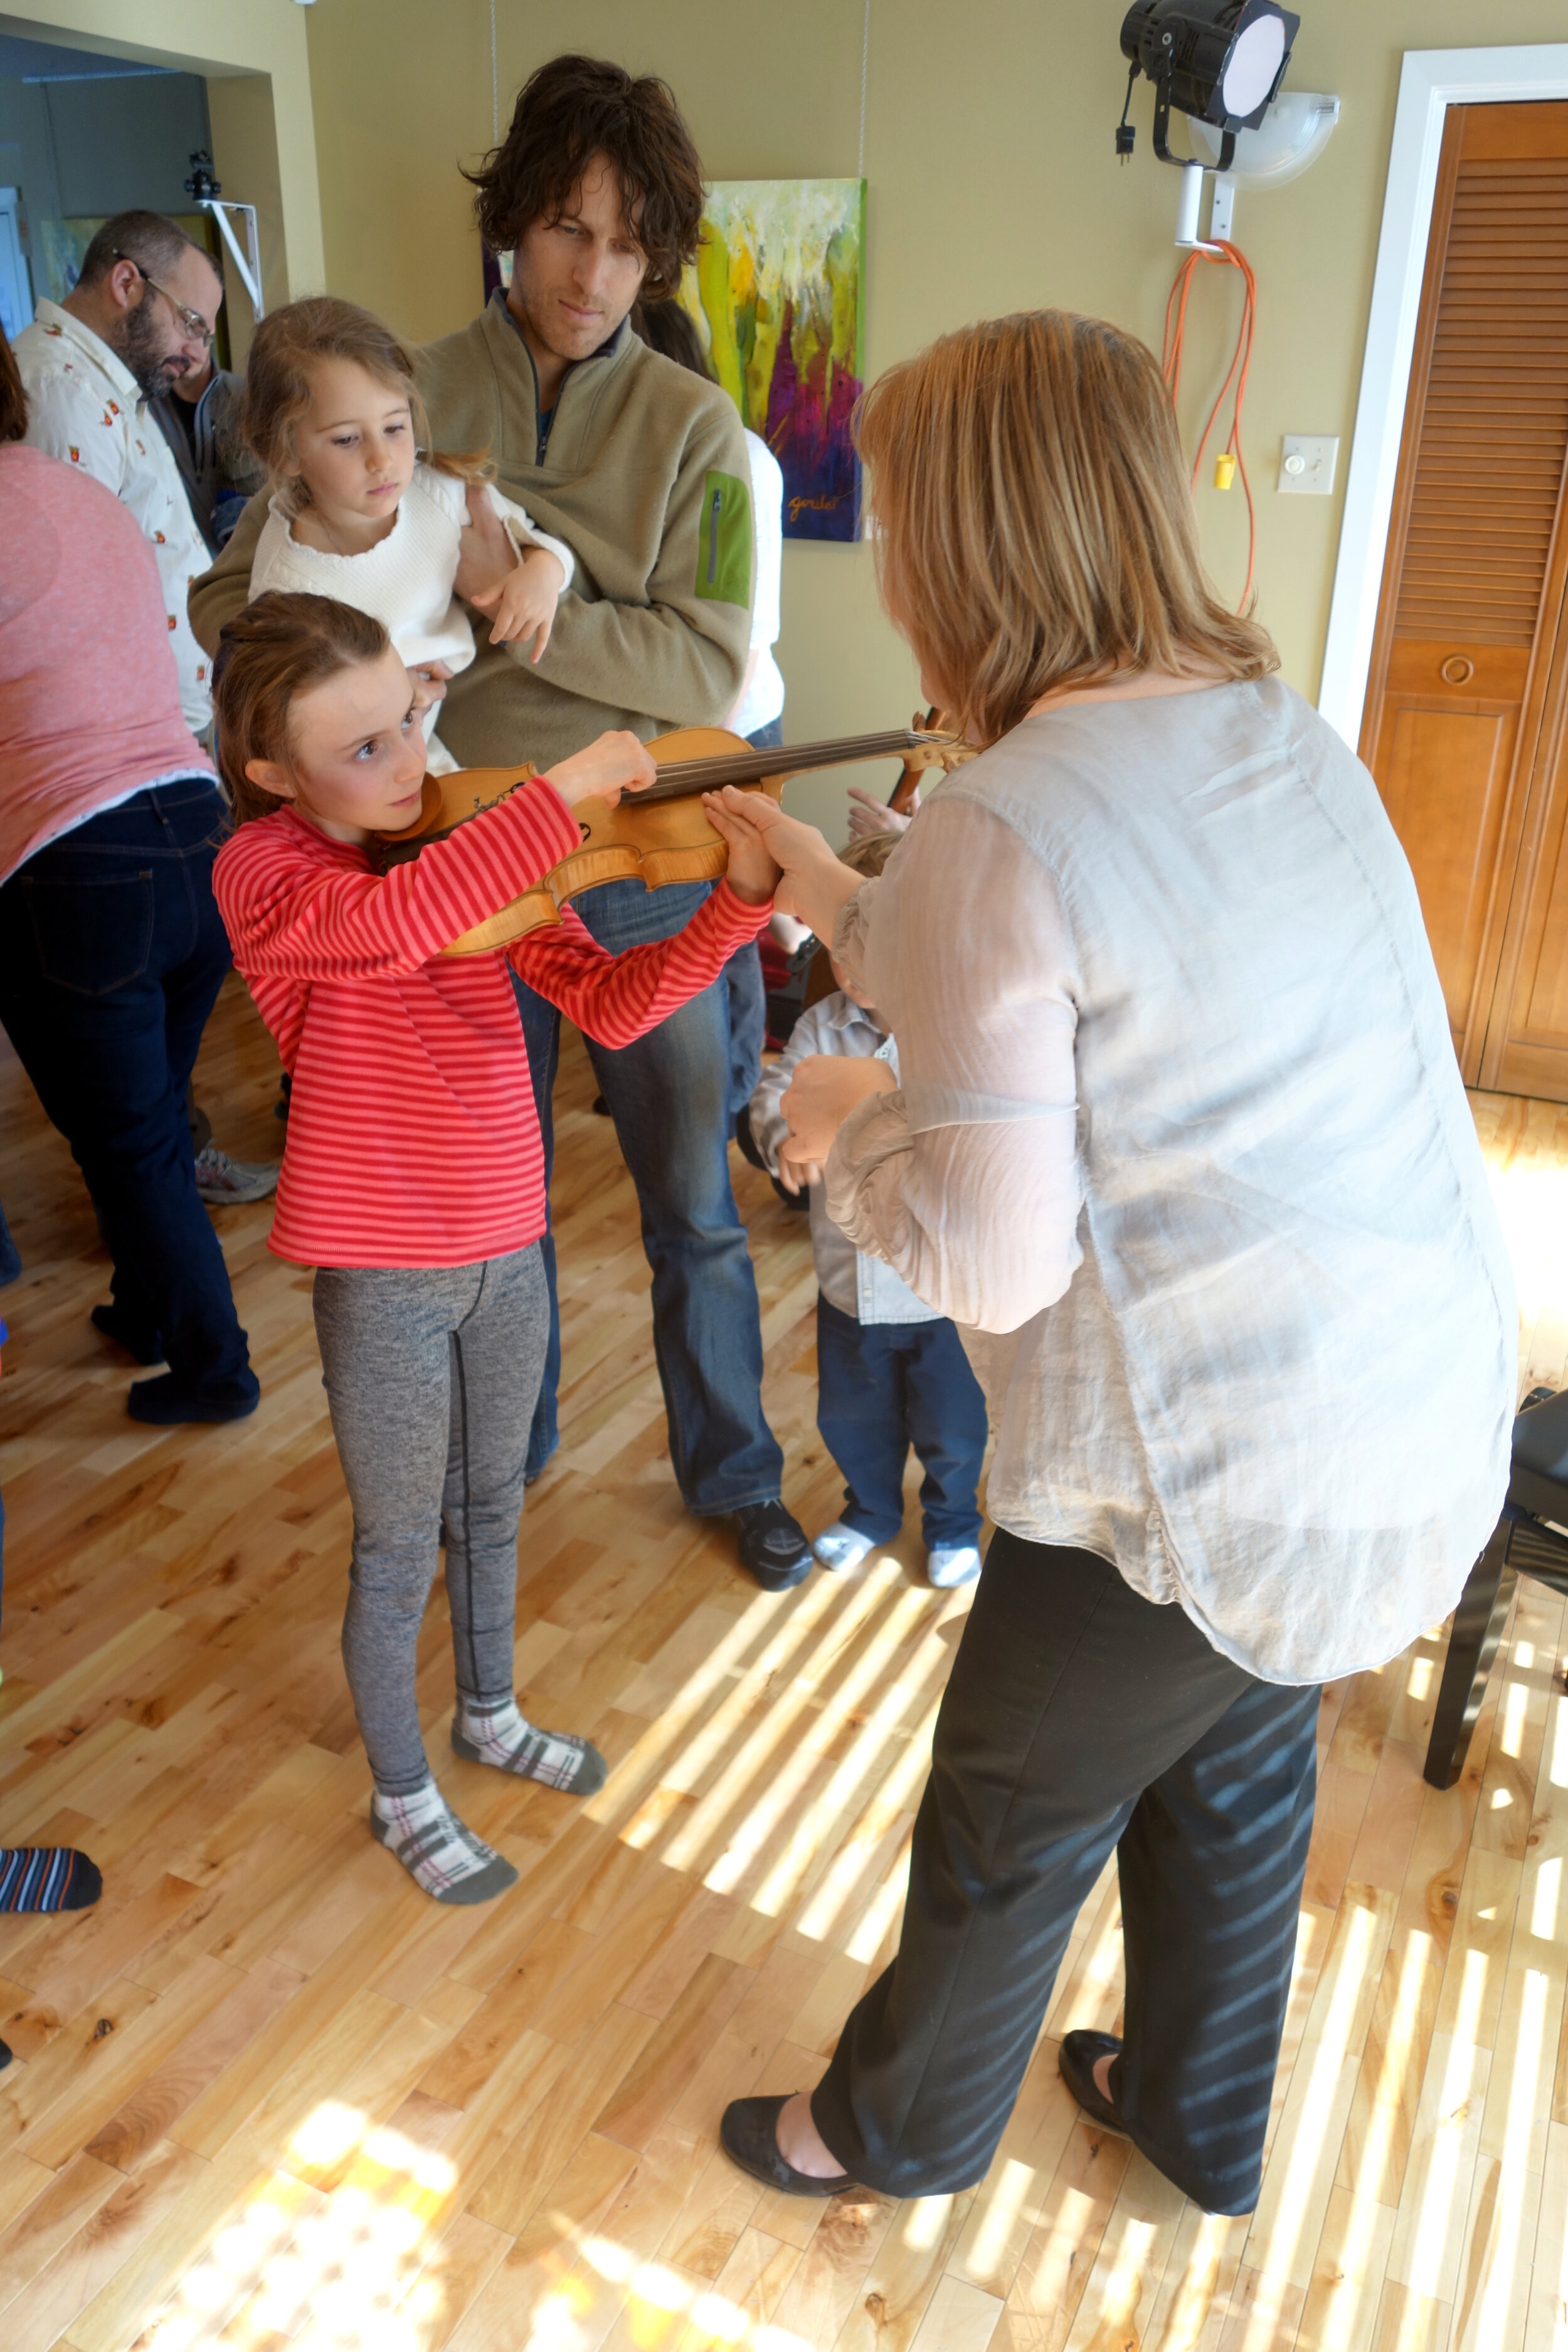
left=14, top=300, right=213, bottom=733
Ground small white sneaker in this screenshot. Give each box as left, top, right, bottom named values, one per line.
left=194, top=1144, right=280, bottom=1205
left=812, top=1522, right=877, bottom=1574
left=927, top=1544, right=982, bottom=1589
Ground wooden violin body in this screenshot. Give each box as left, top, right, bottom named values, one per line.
left=374, top=721, right=971, bottom=956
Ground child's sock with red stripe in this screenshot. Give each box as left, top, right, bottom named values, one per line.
left=0, top=1848, right=103, bottom=1912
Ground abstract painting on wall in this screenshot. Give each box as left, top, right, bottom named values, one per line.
left=679, top=177, right=866, bottom=543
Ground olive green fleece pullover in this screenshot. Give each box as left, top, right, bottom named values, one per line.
left=188, top=297, right=755, bottom=771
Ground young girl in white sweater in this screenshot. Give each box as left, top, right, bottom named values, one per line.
left=243, top=297, right=571, bottom=773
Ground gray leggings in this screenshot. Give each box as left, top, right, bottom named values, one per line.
left=313, top=1245, right=549, bottom=1794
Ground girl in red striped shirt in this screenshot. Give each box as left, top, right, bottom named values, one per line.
left=211, top=592, right=778, bottom=1903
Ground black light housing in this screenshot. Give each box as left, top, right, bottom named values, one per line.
left=1116, top=1, right=1300, bottom=169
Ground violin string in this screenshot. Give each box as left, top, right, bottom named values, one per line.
left=647, top=728, right=931, bottom=799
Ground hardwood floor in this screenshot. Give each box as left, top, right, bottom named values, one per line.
left=0, top=978, right=1564, bottom=2352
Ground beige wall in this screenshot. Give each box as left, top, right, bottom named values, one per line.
left=1, top=0, right=322, bottom=364
left=206, top=72, right=288, bottom=367
left=305, top=5, right=1568, bottom=823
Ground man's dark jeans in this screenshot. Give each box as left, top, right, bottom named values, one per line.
left=512, top=874, right=782, bottom=1508
left=0, top=781, right=256, bottom=1407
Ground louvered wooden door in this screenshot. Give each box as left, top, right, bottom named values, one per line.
left=1360, top=101, right=1568, bottom=1091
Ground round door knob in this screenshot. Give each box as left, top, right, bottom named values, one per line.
left=1440, top=654, right=1475, bottom=686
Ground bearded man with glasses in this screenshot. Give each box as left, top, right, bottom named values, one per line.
left=14, top=211, right=224, bottom=741
left=12, top=214, right=278, bottom=1219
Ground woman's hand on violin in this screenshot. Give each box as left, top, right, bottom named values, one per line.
left=702, top=787, right=783, bottom=906
left=702, top=788, right=861, bottom=938
left=542, top=731, right=657, bottom=809
left=781, top=1055, right=898, bottom=1175
left=846, top=784, right=916, bottom=840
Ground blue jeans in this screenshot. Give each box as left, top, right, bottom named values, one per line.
left=512, top=876, right=782, bottom=1509
left=815, top=1293, right=987, bottom=1547
left=0, top=781, right=255, bottom=1406
left=725, top=943, right=766, bottom=1116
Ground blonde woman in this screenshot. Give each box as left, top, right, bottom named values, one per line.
left=701, top=310, right=1514, bottom=2217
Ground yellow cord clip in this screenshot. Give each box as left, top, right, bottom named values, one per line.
left=1214, top=452, right=1237, bottom=490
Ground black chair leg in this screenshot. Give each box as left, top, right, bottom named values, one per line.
left=1423, top=1517, right=1517, bottom=1791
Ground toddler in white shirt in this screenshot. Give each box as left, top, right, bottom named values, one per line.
left=241, top=297, right=575, bottom=773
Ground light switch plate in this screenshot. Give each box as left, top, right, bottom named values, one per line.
left=1278, top=435, right=1339, bottom=495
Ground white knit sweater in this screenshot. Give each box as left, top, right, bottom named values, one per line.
left=248, top=464, right=575, bottom=772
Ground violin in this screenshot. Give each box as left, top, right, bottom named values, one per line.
left=375, top=719, right=971, bottom=956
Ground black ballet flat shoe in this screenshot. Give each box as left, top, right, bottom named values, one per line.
left=719, top=2095, right=857, bottom=2197
left=1058, top=2030, right=1131, bottom=2136
left=0, top=2040, right=10, bottom=2072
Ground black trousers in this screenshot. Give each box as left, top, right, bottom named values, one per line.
left=812, top=1532, right=1320, bottom=2215
left=0, top=781, right=254, bottom=1403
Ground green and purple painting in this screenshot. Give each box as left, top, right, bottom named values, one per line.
left=679, top=177, right=866, bottom=544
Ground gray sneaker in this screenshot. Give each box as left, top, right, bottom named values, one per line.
left=193, top=1144, right=279, bottom=1205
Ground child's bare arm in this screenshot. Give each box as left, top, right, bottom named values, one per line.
left=469, top=546, right=567, bottom=660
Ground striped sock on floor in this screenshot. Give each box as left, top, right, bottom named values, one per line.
left=0, top=1848, right=103, bottom=1912
left=369, top=1779, right=518, bottom=1905
left=452, top=1696, right=608, bottom=1794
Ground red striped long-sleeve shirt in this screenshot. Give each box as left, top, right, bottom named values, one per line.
left=213, top=779, right=769, bottom=1268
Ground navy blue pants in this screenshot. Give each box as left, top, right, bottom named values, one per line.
left=812, top=1533, right=1320, bottom=2214
left=0, top=781, right=255, bottom=1407
left=816, top=1293, right=987, bottom=1549
left=512, top=876, right=781, bottom=1509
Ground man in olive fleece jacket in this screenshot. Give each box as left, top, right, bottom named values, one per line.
left=189, top=55, right=813, bottom=1592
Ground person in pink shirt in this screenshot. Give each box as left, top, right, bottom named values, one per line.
left=0, top=324, right=257, bottom=1422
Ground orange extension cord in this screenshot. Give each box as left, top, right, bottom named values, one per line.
left=1162, top=240, right=1258, bottom=609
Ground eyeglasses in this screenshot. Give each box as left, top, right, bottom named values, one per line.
left=112, top=252, right=217, bottom=347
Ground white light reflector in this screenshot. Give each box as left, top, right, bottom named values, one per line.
left=1222, top=16, right=1286, bottom=118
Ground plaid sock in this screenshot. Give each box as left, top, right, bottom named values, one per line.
left=454, top=1696, right=608, bottom=1795
left=0, top=1848, right=103, bottom=1913
left=370, top=1779, right=517, bottom=1905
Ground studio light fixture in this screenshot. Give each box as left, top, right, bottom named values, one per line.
left=1113, top=0, right=1330, bottom=251
left=1116, top=1, right=1300, bottom=172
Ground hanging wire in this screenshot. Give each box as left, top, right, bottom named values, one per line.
left=1163, top=240, right=1259, bottom=609
left=490, top=0, right=500, bottom=145
left=857, top=0, right=871, bottom=179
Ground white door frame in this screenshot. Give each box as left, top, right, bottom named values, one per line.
left=1318, top=43, right=1568, bottom=748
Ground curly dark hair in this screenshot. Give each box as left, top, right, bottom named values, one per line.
left=464, top=53, right=705, bottom=302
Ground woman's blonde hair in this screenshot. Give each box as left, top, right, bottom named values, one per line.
left=241, top=296, right=487, bottom=510
left=854, top=309, right=1277, bottom=747
left=212, top=591, right=393, bottom=825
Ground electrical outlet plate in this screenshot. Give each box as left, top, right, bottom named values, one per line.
left=1278, top=435, right=1339, bottom=495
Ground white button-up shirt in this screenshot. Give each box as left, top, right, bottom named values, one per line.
left=826, top=679, right=1517, bottom=1686
left=14, top=300, right=213, bottom=733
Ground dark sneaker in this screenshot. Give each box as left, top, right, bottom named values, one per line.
left=735, top=1500, right=812, bottom=1591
